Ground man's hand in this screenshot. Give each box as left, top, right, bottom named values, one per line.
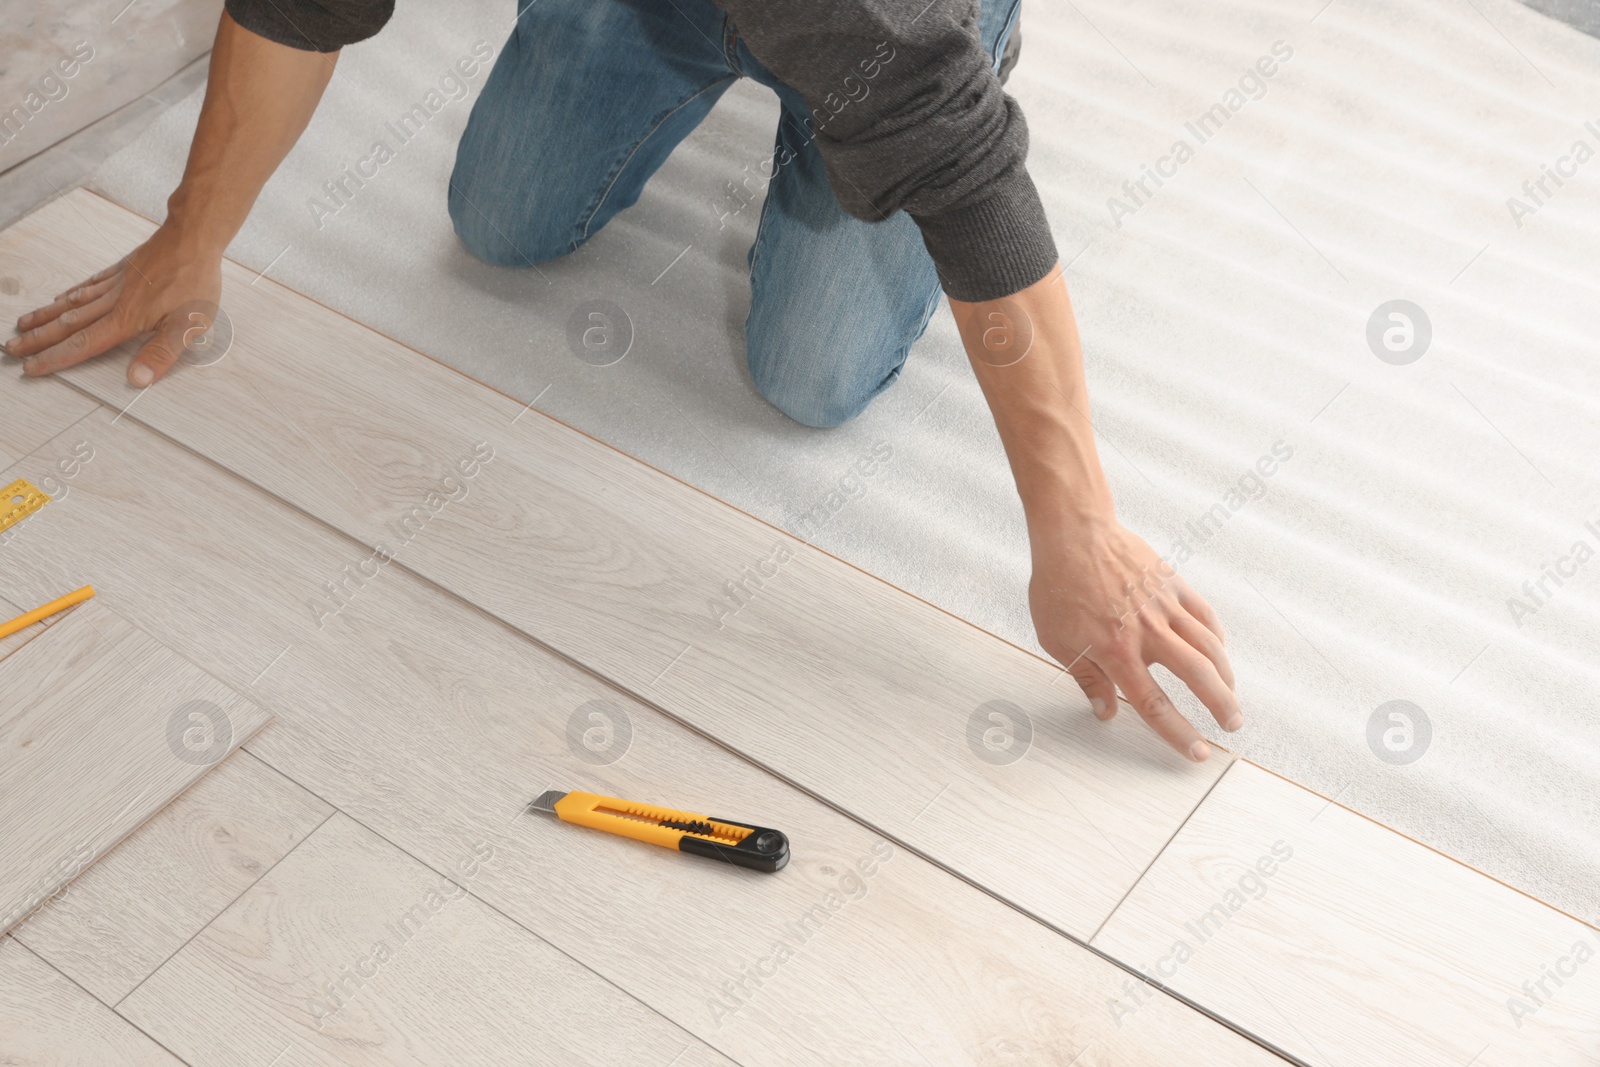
left=1029, top=517, right=1237, bottom=762
left=948, top=264, right=1241, bottom=761
left=6, top=225, right=224, bottom=386
left=4, top=10, right=337, bottom=384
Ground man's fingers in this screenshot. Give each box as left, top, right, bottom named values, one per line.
left=53, top=259, right=126, bottom=300
left=1175, top=577, right=1226, bottom=645
left=1152, top=626, right=1241, bottom=733
left=8, top=288, right=121, bottom=357
left=1102, top=656, right=1209, bottom=761
left=22, top=310, right=137, bottom=376
left=1066, top=656, right=1119, bottom=721
left=1170, top=608, right=1236, bottom=692
left=16, top=275, right=121, bottom=334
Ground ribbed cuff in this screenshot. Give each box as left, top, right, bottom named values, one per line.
left=912, top=166, right=1059, bottom=302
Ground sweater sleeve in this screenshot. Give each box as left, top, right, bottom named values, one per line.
left=224, top=0, right=394, bottom=52
left=718, top=0, right=1058, bottom=301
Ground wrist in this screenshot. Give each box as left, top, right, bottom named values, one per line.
left=1021, top=475, right=1116, bottom=546
left=163, top=185, right=241, bottom=256
left=1011, top=422, right=1117, bottom=529
left=1017, top=435, right=1118, bottom=556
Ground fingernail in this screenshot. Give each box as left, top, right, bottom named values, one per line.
left=1188, top=739, right=1210, bottom=762
left=16, top=313, right=30, bottom=328
left=1090, top=696, right=1107, bottom=718
left=1225, top=714, right=1244, bottom=732
left=130, top=363, right=154, bottom=387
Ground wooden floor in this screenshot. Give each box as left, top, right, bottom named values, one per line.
left=0, top=600, right=269, bottom=939
left=0, top=190, right=1594, bottom=1066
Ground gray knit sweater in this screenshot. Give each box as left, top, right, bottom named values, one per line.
left=224, top=0, right=1057, bottom=301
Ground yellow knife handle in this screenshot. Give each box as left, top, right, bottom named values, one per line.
left=548, top=791, right=789, bottom=872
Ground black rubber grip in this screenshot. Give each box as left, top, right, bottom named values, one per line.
left=677, top=822, right=789, bottom=873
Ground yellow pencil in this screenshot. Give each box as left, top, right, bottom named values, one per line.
left=0, top=585, right=95, bottom=641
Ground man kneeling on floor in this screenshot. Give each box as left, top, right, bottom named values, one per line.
left=5, top=0, right=1243, bottom=761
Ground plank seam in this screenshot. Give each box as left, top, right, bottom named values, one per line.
left=219, top=755, right=752, bottom=1067
left=9, top=935, right=202, bottom=1067
left=112, top=808, right=337, bottom=1011
left=0, top=602, right=275, bottom=941
left=0, top=402, right=102, bottom=483
left=1086, top=757, right=1243, bottom=947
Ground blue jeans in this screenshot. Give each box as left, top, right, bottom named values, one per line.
left=449, top=0, right=1020, bottom=428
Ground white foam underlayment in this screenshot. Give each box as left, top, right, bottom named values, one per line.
left=85, top=0, right=1599, bottom=923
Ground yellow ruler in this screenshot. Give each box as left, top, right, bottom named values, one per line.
left=0, top=478, right=50, bottom=535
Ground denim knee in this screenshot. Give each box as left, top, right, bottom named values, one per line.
left=750, top=365, right=873, bottom=429
left=746, top=331, right=902, bottom=429
left=447, top=153, right=580, bottom=267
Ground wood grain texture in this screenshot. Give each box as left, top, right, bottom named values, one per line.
left=0, top=340, right=98, bottom=470
left=13, top=749, right=333, bottom=1004
left=0, top=362, right=103, bottom=649
left=0, top=598, right=272, bottom=936
left=121, top=814, right=736, bottom=1067
left=0, top=937, right=183, bottom=1067
left=0, top=398, right=1286, bottom=1064
left=1093, top=760, right=1600, bottom=1066
left=0, top=590, right=57, bottom=660
left=0, top=188, right=1230, bottom=941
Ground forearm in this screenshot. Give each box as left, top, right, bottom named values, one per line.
left=948, top=264, right=1114, bottom=549
left=165, top=11, right=336, bottom=252
left=951, top=266, right=1239, bottom=756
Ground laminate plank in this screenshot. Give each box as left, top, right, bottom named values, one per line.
left=0, top=591, right=56, bottom=660
left=0, top=402, right=1286, bottom=1063
left=0, top=937, right=183, bottom=1067
left=1092, top=760, right=1600, bottom=1066
left=12, top=749, right=333, bottom=1005
left=0, top=598, right=272, bottom=936
left=0, top=187, right=1229, bottom=941
left=0, top=336, right=98, bottom=469
left=121, top=814, right=736, bottom=1067
left=0, top=361, right=102, bottom=630
left=0, top=363, right=98, bottom=585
